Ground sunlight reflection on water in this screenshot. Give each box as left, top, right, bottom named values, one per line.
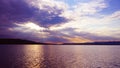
left=24, top=45, right=42, bottom=68
left=0, top=45, right=120, bottom=68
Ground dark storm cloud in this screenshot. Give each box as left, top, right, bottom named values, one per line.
left=33, top=7, right=68, bottom=27
left=0, top=0, right=35, bottom=24
left=0, top=0, right=69, bottom=28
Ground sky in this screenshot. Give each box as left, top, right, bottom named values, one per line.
left=0, top=0, right=120, bottom=43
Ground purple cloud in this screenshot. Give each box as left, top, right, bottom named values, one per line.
left=0, top=0, right=70, bottom=40
left=51, top=28, right=120, bottom=42
left=0, top=0, right=69, bottom=28
left=62, top=28, right=120, bottom=41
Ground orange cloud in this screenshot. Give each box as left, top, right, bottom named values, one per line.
left=63, top=36, right=92, bottom=43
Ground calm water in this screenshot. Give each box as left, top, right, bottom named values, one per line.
left=0, top=45, right=120, bottom=68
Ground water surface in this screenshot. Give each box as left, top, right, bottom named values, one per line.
left=0, top=45, right=120, bottom=68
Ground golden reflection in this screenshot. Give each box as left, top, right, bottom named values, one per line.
left=24, top=45, right=43, bottom=68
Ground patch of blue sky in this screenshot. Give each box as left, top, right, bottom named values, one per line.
left=64, top=0, right=77, bottom=6
left=100, top=0, right=120, bottom=15
left=59, top=0, right=91, bottom=7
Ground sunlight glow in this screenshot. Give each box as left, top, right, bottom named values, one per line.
left=15, top=22, right=45, bottom=31
left=24, top=23, right=41, bottom=30
left=24, top=45, right=43, bottom=68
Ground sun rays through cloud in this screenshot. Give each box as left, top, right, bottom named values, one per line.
left=0, top=0, right=120, bottom=43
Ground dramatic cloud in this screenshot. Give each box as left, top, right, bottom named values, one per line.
left=0, top=0, right=69, bottom=28
left=0, top=0, right=120, bottom=43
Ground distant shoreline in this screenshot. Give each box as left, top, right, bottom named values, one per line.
left=0, top=38, right=120, bottom=45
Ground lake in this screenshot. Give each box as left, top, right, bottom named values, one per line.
left=0, top=45, right=120, bottom=68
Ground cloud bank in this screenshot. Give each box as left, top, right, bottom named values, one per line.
left=0, top=0, right=69, bottom=27
left=0, top=0, right=120, bottom=43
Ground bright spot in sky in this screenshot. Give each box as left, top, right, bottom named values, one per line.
left=24, top=23, right=42, bottom=30
left=15, top=22, right=45, bottom=31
